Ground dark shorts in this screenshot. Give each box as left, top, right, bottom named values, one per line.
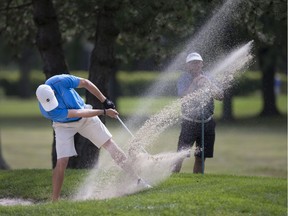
left=177, top=118, right=216, bottom=158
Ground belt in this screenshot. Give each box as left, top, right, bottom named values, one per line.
left=182, top=115, right=213, bottom=123
left=62, top=118, right=82, bottom=123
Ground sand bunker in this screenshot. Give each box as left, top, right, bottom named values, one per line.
left=0, top=198, right=34, bottom=206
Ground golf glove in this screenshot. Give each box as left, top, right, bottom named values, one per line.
left=103, top=99, right=115, bottom=109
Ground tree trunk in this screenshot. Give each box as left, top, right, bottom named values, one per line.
left=87, top=9, right=119, bottom=117
left=32, top=0, right=69, bottom=78
left=68, top=9, right=120, bottom=168
left=33, top=0, right=100, bottom=169
left=18, top=47, right=33, bottom=98
left=0, top=129, right=9, bottom=170
left=257, top=45, right=280, bottom=116
left=221, top=92, right=234, bottom=121
left=109, top=69, right=119, bottom=108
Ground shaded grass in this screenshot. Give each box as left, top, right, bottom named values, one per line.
left=0, top=170, right=286, bottom=215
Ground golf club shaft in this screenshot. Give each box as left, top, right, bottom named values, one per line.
left=116, top=115, right=148, bottom=154
left=116, top=116, right=135, bottom=138
left=116, top=116, right=151, bottom=187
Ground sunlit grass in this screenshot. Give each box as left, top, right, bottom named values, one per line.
left=0, top=94, right=286, bottom=176
left=0, top=170, right=286, bottom=215
left=0, top=116, right=286, bottom=177
left=118, top=94, right=287, bottom=118
left=0, top=98, right=41, bottom=118
left=1, top=127, right=52, bottom=169
left=0, top=94, right=286, bottom=118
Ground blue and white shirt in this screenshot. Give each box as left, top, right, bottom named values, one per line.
left=39, top=74, right=85, bottom=123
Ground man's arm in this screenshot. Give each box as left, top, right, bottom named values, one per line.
left=77, top=78, right=106, bottom=103
left=67, top=108, right=119, bottom=118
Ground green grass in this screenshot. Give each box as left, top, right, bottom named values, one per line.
left=0, top=93, right=286, bottom=214
left=0, top=113, right=286, bottom=177
left=0, top=170, right=286, bottom=215
left=0, top=93, right=286, bottom=118
left=118, top=93, right=287, bottom=118
left=148, top=120, right=287, bottom=178
left=0, top=99, right=40, bottom=118
left=0, top=94, right=287, bottom=177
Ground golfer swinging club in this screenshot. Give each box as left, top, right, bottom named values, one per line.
left=173, top=52, right=224, bottom=173
left=36, top=74, right=151, bottom=201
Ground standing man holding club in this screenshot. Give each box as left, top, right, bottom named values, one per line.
left=36, top=74, right=151, bottom=201
left=173, top=52, right=224, bottom=174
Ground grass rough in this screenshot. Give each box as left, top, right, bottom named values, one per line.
left=0, top=170, right=286, bottom=215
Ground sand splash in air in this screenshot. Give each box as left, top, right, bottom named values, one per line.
left=131, top=41, right=254, bottom=152
left=73, top=41, right=254, bottom=201
left=73, top=0, right=253, bottom=201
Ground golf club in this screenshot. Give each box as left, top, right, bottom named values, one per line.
left=116, top=115, right=148, bottom=154
left=116, top=115, right=152, bottom=188
left=116, top=115, right=135, bottom=138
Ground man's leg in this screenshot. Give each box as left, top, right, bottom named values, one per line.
left=173, top=156, right=185, bottom=173
left=102, top=138, right=151, bottom=188
left=193, top=156, right=205, bottom=173
left=193, top=119, right=215, bottom=174
left=102, top=139, right=128, bottom=168
left=173, top=120, right=194, bottom=173
left=52, top=157, right=69, bottom=201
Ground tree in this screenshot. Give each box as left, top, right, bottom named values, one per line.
left=0, top=0, right=35, bottom=98
left=237, top=0, right=287, bottom=116
left=0, top=129, right=9, bottom=170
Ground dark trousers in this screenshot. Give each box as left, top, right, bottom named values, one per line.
left=177, top=118, right=216, bottom=158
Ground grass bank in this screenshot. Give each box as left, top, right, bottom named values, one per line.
left=0, top=170, right=286, bottom=215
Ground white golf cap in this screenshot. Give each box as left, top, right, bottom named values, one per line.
left=186, top=52, right=203, bottom=63
left=36, top=84, right=58, bottom=111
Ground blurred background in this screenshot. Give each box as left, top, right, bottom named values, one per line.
left=0, top=0, right=286, bottom=177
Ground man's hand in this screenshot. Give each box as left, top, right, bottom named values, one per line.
left=103, top=99, right=115, bottom=109
left=105, top=108, right=119, bottom=118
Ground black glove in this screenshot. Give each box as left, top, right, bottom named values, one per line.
left=103, top=99, right=115, bottom=109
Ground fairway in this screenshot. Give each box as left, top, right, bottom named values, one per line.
left=0, top=94, right=286, bottom=177
left=0, top=116, right=286, bottom=178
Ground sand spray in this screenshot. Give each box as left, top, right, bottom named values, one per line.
left=73, top=0, right=254, bottom=201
